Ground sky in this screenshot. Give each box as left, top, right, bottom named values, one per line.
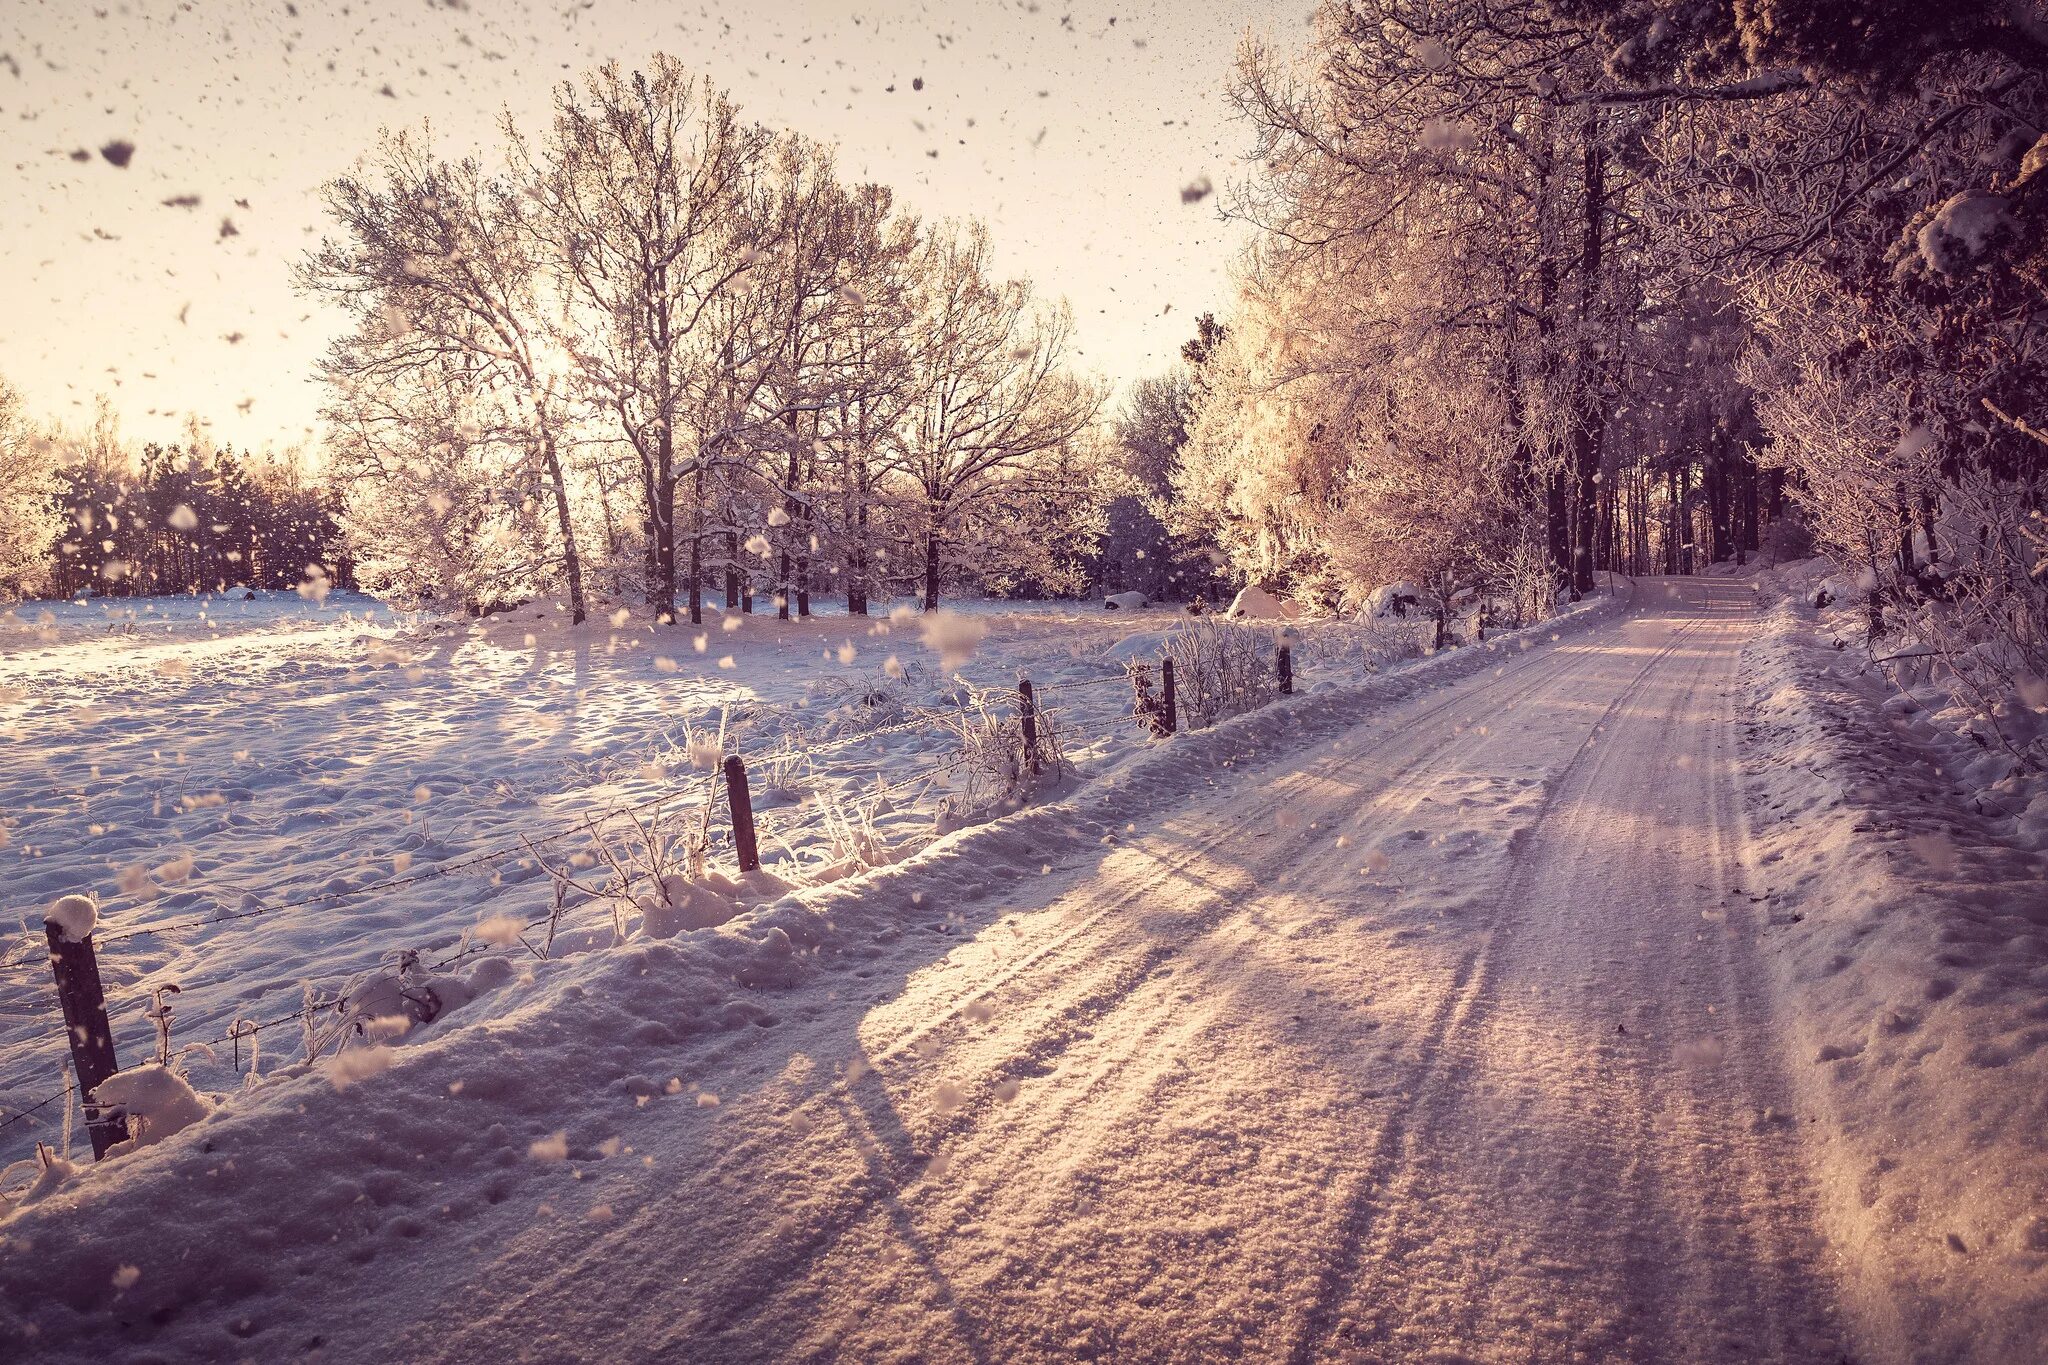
left=0, top=0, right=1302, bottom=454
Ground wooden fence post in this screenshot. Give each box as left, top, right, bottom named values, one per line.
left=723, top=755, right=761, bottom=874
left=1160, top=656, right=1178, bottom=735
left=1277, top=642, right=1294, bottom=696
left=1018, top=678, right=1040, bottom=776
left=44, top=908, right=122, bottom=1160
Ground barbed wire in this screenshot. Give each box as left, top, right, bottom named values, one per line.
left=89, top=789, right=712, bottom=948
left=1023, top=669, right=1132, bottom=697
left=0, top=666, right=1156, bottom=1133
left=0, top=1087, right=69, bottom=1138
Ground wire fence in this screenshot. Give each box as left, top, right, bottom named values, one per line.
left=1, top=619, right=1339, bottom=1166
left=0, top=669, right=1155, bottom=1160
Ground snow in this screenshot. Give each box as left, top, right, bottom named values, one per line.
left=1733, top=559, right=2048, bottom=1362
left=1225, top=583, right=1298, bottom=620
left=0, top=586, right=1454, bottom=1165
left=0, top=571, right=2030, bottom=1360
left=88, top=1066, right=211, bottom=1158
left=43, top=895, right=97, bottom=944
left=1915, top=190, right=2018, bottom=276
left=1103, top=590, right=1149, bottom=610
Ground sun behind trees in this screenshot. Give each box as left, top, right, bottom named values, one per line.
left=301, top=55, right=1109, bottom=624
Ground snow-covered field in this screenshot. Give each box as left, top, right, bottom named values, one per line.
left=0, top=587, right=1423, bottom=1163
left=2, top=571, right=2039, bottom=1363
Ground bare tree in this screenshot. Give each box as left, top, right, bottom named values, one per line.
left=895, top=221, right=1103, bottom=610
left=303, top=130, right=589, bottom=622
left=521, top=57, right=773, bottom=623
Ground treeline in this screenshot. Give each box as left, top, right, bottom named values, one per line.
left=303, top=56, right=1111, bottom=625
left=1142, top=0, right=2044, bottom=686
left=50, top=431, right=346, bottom=599
left=0, top=388, right=347, bottom=602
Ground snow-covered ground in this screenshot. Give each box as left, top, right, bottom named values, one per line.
left=1, top=572, right=2037, bottom=1363
left=0, top=586, right=1426, bottom=1163
left=1734, top=562, right=2048, bottom=1363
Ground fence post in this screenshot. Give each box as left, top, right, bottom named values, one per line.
left=43, top=904, right=122, bottom=1160
left=1160, top=656, right=1178, bottom=735
left=723, top=755, right=761, bottom=874
left=1277, top=641, right=1294, bottom=696
left=1018, top=678, right=1040, bottom=776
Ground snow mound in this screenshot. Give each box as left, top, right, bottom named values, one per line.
left=1226, top=584, right=1299, bottom=621
left=1916, top=191, right=2018, bottom=277
left=1104, top=625, right=1183, bottom=663
left=44, top=894, right=98, bottom=943
left=92, top=1066, right=213, bottom=1158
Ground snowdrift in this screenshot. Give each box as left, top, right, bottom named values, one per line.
left=1737, top=562, right=2048, bottom=1363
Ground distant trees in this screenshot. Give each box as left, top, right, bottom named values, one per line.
left=27, top=398, right=343, bottom=600
left=0, top=376, right=63, bottom=601
left=306, top=55, right=1107, bottom=620
left=1174, top=0, right=2043, bottom=616
left=895, top=221, right=1103, bottom=609
left=1150, top=0, right=2044, bottom=752
left=1193, top=0, right=1650, bottom=608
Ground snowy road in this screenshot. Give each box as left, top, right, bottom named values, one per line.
left=353, top=578, right=1847, bottom=1363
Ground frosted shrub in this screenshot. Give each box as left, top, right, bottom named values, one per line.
left=1480, top=536, right=1558, bottom=629
left=1161, top=618, right=1280, bottom=730
left=932, top=682, right=1067, bottom=819
left=1292, top=617, right=1424, bottom=678
left=1876, top=476, right=2048, bottom=771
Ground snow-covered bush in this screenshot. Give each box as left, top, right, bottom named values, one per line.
left=1159, top=617, right=1282, bottom=730
left=329, top=377, right=546, bottom=615
left=1290, top=616, right=1425, bottom=679
left=931, top=681, right=1066, bottom=819
left=1760, top=509, right=1814, bottom=566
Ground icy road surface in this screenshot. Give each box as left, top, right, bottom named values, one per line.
left=406, top=577, right=1841, bottom=1361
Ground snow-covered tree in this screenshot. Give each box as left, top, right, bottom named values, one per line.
left=327, top=363, right=541, bottom=614
left=305, top=130, right=591, bottom=623
left=0, top=376, right=62, bottom=600
left=523, top=57, right=775, bottom=623
left=894, top=220, right=1103, bottom=609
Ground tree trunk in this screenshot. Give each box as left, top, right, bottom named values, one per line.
left=795, top=426, right=812, bottom=618
left=1739, top=447, right=1760, bottom=562
left=688, top=465, right=704, bottom=626
left=777, top=447, right=799, bottom=621
left=1547, top=471, right=1570, bottom=589
left=845, top=484, right=869, bottom=614
left=922, top=525, right=941, bottom=611
left=1665, top=466, right=1682, bottom=575
left=652, top=427, right=677, bottom=623
left=539, top=429, right=586, bottom=625
left=1568, top=106, right=1606, bottom=597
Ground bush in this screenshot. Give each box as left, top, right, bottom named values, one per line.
left=1157, top=618, right=1281, bottom=729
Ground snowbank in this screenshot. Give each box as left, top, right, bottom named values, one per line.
left=1738, top=563, right=2048, bottom=1363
